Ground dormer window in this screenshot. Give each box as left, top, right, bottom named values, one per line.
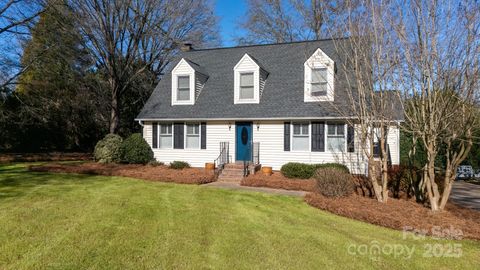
left=177, top=75, right=191, bottom=101
left=304, top=48, right=334, bottom=102
left=234, top=53, right=268, bottom=104
left=311, top=68, right=328, bottom=96
left=239, top=72, right=254, bottom=99
left=171, top=58, right=208, bottom=106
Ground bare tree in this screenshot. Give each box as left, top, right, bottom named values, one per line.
left=325, top=0, right=401, bottom=203
left=0, top=0, right=48, bottom=88
left=70, top=0, right=219, bottom=134
left=396, top=0, right=479, bottom=211
left=238, top=0, right=357, bottom=44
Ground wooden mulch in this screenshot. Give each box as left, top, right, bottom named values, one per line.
left=29, top=162, right=216, bottom=185
left=241, top=171, right=316, bottom=192
left=305, top=192, right=480, bottom=240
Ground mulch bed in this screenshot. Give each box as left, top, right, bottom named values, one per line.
left=305, top=192, right=480, bottom=240
left=0, top=152, right=92, bottom=162
left=241, top=171, right=315, bottom=192
left=29, top=162, right=216, bottom=185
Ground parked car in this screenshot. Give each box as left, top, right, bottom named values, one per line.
left=456, top=165, right=474, bottom=180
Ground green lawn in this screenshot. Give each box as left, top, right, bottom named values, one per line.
left=0, top=164, right=479, bottom=269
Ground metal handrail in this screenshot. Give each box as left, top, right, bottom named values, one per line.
left=214, top=142, right=229, bottom=172
left=243, top=142, right=260, bottom=177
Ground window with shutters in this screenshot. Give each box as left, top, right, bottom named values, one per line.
left=327, top=123, right=345, bottom=152
left=292, top=123, right=309, bottom=151
left=185, top=123, right=200, bottom=149
left=159, top=124, right=173, bottom=149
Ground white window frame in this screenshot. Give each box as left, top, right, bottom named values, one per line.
left=291, top=122, right=310, bottom=152
left=158, top=123, right=173, bottom=149
left=310, top=67, right=328, bottom=96
left=185, top=122, right=201, bottom=149
left=326, top=123, right=346, bottom=152
left=234, top=54, right=260, bottom=104
left=304, top=48, right=335, bottom=102
left=171, top=58, right=195, bottom=105
left=239, top=72, right=255, bottom=100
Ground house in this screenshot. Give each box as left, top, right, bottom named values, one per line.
left=136, top=39, right=402, bottom=175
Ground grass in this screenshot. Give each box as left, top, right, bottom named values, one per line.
left=0, top=163, right=479, bottom=269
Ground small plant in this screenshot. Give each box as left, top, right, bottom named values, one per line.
left=148, top=160, right=164, bottom=167
left=120, top=133, right=154, bottom=164
left=281, top=162, right=315, bottom=179
left=314, top=168, right=354, bottom=197
left=94, top=134, right=123, bottom=163
left=169, top=161, right=190, bottom=170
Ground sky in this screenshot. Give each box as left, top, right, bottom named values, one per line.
left=215, top=1, right=247, bottom=46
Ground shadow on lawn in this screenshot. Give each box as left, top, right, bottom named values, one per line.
left=0, top=165, right=104, bottom=200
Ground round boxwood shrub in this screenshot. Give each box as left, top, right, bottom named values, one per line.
left=169, top=161, right=190, bottom=170
left=281, top=162, right=316, bottom=179
left=94, top=134, right=123, bottom=163
left=120, top=133, right=154, bottom=164
left=314, top=168, right=355, bottom=197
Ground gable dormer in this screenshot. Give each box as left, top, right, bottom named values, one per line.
left=304, top=48, right=334, bottom=102
left=233, top=53, right=268, bottom=104
left=171, top=58, right=208, bottom=106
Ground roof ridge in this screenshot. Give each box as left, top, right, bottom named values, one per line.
left=185, top=37, right=350, bottom=52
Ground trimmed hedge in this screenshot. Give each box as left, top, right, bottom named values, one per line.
left=314, top=168, right=355, bottom=197
left=120, top=133, right=154, bottom=164
left=94, top=134, right=123, bottom=163
left=170, top=161, right=190, bottom=170
left=281, top=162, right=350, bottom=179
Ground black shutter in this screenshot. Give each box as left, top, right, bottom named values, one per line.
left=201, top=122, right=207, bottom=149
left=284, top=122, right=290, bottom=151
left=174, top=123, right=184, bottom=149
left=347, top=124, right=354, bottom=152
left=152, top=122, right=158, bottom=148
left=311, top=122, right=325, bottom=152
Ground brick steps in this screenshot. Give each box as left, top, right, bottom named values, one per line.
left=218, top=163, right=247, bottom=183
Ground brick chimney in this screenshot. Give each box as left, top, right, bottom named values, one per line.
left=180, top=42, right=193, bottom=52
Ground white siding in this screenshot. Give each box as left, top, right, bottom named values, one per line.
left=142, top=120, right=400, bottom=174
left=143, top=121, right=235, bottom=167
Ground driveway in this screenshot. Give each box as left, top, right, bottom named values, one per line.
left=451, top=181, right=480, bottom=211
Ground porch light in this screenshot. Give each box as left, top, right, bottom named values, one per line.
left=256, top=122, right=260, bottom=130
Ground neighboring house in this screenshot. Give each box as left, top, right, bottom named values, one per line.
left=136, top=39, right=402, bottom=174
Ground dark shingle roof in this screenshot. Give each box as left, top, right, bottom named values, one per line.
left=137, top=38, right=403, bottom=121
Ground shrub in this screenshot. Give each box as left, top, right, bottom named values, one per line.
left=120, top=133, right=154, bottom=164
left=281, top=162, right=350, bottom=179
left=314, top=163, right=350, bottom=174
left=148, top=160, right=164, bottom=167
left=94, top=134, right=123, bottom=163
left=281, top=162, right=316, bottom=179
left=314, top=168, right=355, bottom=197
left=170, top=161, right=190, bottom=170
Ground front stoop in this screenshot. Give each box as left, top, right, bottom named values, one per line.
left=217, top=163, right=261, bottom=183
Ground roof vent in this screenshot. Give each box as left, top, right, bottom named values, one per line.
left=180, top=42, right=193, bottom=52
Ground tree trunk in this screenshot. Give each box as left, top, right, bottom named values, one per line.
left=425, top=155, right=440, bottom=211
left=109, top=79, right=119, bottom=134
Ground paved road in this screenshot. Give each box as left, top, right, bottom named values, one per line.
left=451, top=181, right=480, bottom=211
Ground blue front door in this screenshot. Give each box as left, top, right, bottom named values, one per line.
left=236, top=122, right=253, bottom=161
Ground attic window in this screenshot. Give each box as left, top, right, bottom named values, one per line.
left=304, top=48, right=334, bottom=102
left=177, top=76, right=190, bottom=101
left=311, top=68, right=328, bottom=96
left=239, top=72, right=254, bottom=99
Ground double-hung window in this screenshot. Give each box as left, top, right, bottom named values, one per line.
left=159, top=124, right=173, bottom=149
left=327, top=124, right=345, bottom=152
left=186, top=123, right=200, bottom=149
left=311, top=67, right=328, bottom=96
left=292, top=123, right=309, bottom=151
left=239, top=72, right=254, bottom=99
left=177, top=75, right=190, bottom=101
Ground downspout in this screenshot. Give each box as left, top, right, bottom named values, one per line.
left=138, top=120, right=144, bottom=136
